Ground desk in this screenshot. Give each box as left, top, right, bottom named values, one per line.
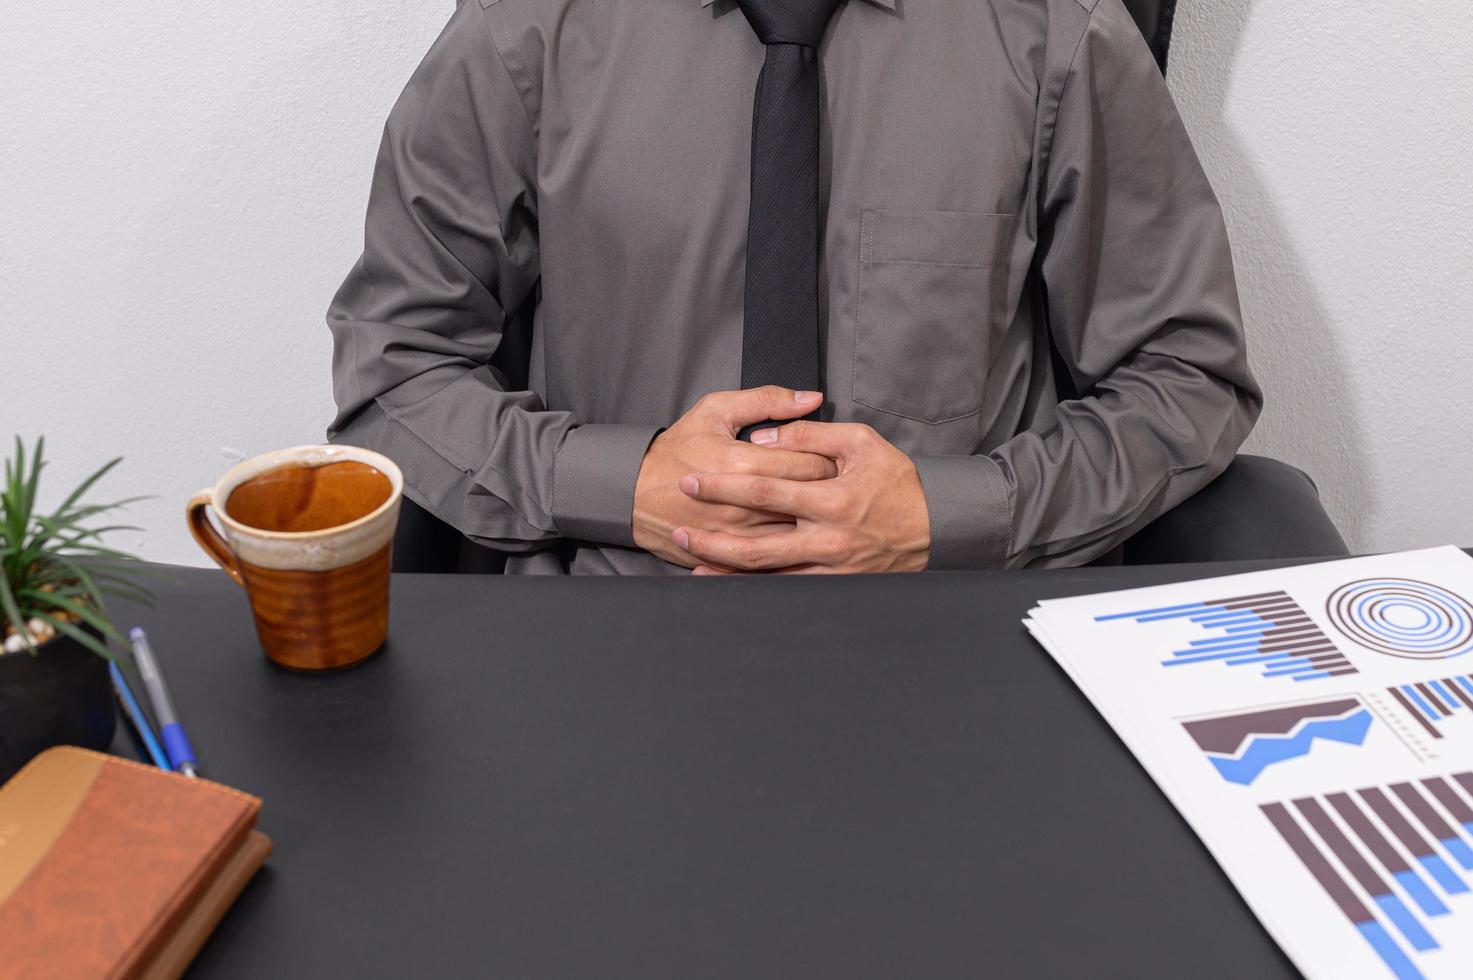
left=111, top=561, right=1306, bottom=979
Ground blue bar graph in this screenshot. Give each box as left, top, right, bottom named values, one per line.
left=1387, top=673, right=1473, bottom=739
left=1097, top=590, right=1356, bottom=681
left=1268, top=774, right=1473, bottom=979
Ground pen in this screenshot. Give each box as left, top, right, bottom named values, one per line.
left=109, top=662, right=171, bottom=772
left=129, top=628, right=200, bottom=778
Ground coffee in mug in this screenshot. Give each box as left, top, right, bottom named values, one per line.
left=186, top=445, right=403, bottom=670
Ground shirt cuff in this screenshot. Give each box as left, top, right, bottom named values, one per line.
left=911, top=454, right=1013, bottom=570
left=551, top=423, right=662, bottom=547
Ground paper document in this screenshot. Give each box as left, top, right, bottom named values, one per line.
left=1025, top=545, right=1473, bottom=980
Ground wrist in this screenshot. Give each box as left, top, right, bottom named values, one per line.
left=552, top=423, right=663, bottom=546
left=896, top=466, right=932, bottom=572
left=910, top=454, right=1012, bottom=570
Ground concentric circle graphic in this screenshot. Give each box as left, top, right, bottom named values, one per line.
left=1325, top=578, right=1473, bottom=659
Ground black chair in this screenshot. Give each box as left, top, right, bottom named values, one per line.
left=1123, top=0, right=1180, bottom=74
left=389, top=0, right=1348, bottom=573
left=394, top=497, right=509, bottom=574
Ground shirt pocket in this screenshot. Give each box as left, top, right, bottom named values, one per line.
left=852, top=208, right=1014, bottom=424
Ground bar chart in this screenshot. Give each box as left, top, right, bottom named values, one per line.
left=1263, top=774, right=1473, bottom=979
left=1096, top=589, right=1357, bottom=682
left=1388, top=674, right=1473, bottom=740
left=1031, top=548, right=1473, bottom=977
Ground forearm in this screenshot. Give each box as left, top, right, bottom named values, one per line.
left=908, top=356, right=1258, bottom=571
left=990, top=353, right=1259, bottom=568
left=328, top=388, right=658, bottom=553
left=328, top=394, right=562, bottom=553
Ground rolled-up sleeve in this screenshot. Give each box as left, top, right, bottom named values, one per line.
left=922, top=0, right=1262, bottom=569
left=326, top=2, right=657, bottom=552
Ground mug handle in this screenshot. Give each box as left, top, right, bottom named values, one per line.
left=186, top=491, right=245, bottom=586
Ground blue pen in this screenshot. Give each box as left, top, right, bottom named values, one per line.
left=109, top=662, right=171, bottom=771
left=128, top=628, right=200, bottom=778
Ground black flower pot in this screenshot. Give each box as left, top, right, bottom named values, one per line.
left=0, top=629, right=116, bottom=782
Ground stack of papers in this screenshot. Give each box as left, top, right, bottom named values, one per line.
left=1026, top=546, right=1473, bottom=980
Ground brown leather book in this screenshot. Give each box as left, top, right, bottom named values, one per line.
left=0, top=746, right=271, bottom=979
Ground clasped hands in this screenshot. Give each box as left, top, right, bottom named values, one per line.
left=632, top=387, right=931, bottom=574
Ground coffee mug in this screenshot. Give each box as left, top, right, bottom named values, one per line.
left=186, top=445, right=403, bottom=671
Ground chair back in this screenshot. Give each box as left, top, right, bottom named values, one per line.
left=1120, top=0, right=1178, bottom=74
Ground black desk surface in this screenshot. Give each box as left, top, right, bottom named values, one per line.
left=110, top=561, right=1312, bottom=979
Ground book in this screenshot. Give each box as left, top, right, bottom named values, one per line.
left=0, top=746, right=270, bottom=978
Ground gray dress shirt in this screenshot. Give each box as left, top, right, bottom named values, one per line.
left=327, top=0, right=1261, bottom=575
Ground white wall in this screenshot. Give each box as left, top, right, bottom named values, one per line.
left=2, top=1, right=1469, bottom=566
left=1171, top=0, right=1473, bottom=556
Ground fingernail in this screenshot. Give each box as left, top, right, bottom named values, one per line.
left=795, top=390, right=822, bottom=403
left=750, top=427, right=778, bottom=446
left=679, top=475, right=700, bottom=496
left=691, top=566, right=712, bottom=576
left=673, top=528, right=690, bottom=550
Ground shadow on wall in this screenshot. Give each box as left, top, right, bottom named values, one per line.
left=1169, top=0, right=1374, bottom=550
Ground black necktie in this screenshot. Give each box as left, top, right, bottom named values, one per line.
left=734, top=0, right=844, bottom=439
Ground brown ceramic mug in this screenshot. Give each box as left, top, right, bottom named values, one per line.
left=186, top=445, right=403, bottom=671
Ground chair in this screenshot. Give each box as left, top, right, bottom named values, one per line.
left=389, top=0, right=1348, bottom=573
left=1122, top=0, right=1179, bottom=74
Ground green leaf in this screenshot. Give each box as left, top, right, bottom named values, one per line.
left=0, top=571, right=35, bottom=654
left=49, top=524, right=142, bottom=543
left=34, top=612, right=116, bottom=661
left=46, top=555, right=109, bottom=621
left=28, top=592, right=126, bottom=647
left=45, top=542, right=143, bottom=564
left=10, top=436, right=43, bottom=542
left=20, top=437, right=44, bottom=530
left=81, top=576, right=155, bottom=608
left=89, top=562, right=168, bottom=582
left=48, top=497, right=150, bottom=526
left=29, top=501, right=146, bottom=554
left=48, top=454, right=121, bottom=521
left=1, top=437, right=29, bottom=552
left=2, top=437, right=148, bottom=656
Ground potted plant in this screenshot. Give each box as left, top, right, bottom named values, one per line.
left=0, top=437, right=151, bottom=781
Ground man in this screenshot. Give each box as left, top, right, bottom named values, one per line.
left=327, top=0, right=1260, bottom=575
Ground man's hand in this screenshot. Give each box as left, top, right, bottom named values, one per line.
left=672, top=421, right=932, bottom=574
left=633, top=388, right=836, bottom=567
